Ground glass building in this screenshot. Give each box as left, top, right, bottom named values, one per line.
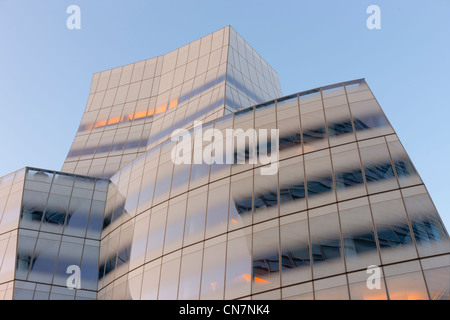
left=0, top=26, right=449, bottom=300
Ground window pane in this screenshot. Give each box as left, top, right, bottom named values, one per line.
left=28, top=235, right=61, bottom=283
left=359, top=138, right=397, bottom=194
left=52, top=240, right=83, bottom=287
left=225, top=229, right=252, bottom=299
left=80, top=244, right=100, bottom=291
left=339, top=199, right=380, bottom=271
left=300, top=95, right=327, bottom=153
left=276, top=95, right=301, bottom=160
left=309, top=208, right=345, bottom=279
left=279, top=157, right=306, bottom=216
left=206, top=179, right=230, bottom=238
left=115, top=225, right=133, bottom=278
left=64, top=197, right=92, bottom=237
left=141, top=263, right=160, bottom=300
left=421, top=255, right=450, bottom=300
left=324, top=96, right=355, bottom=147
left=158, top=256, right=181, bottom=300
left=200, top=240, right=226, bottom=300
left=348, top=270, right=387, bottom=300
left=280, top=212, right=311, bottom=286
left=282, top=282, right=313, bottom=300
left=371, top=192, right=417, bottom=264
left=345, top=79, right=369, bottom=94
left=304, top=150, right=335, bottom=209
left=137, top=146, right=160, bottom=213
left=387, top=138, right=422, bottom=187
left=153, top=143, right=174, bottom=205
left=130, top=213, right=150, bottom=270
left=171, top=162, right=191, bottom=197
left=86, top=200, right=105, bottom=239
left=184, top=187, right=207, bottom=246
left=15, top=230, right=38, bottom=280
left=322, top=84, right=345, bottom=99
left=349, top=98, right=393, bottom=140
left=178, top=249, right=202, bottom=299
left=41, top=194, right=70, bottom=233
left=210, top=115, right=233, bottom=182
left=314, top=275, right=349, bottom=300
left=331, top=143, right=365, bottom=201
left=384, top=261, right=429, bottom=300
left=74, top=176, right=95, bottom=190
left=402, top=187, right=449, bottom=257
left=20, top=190, right=48, bottom=230
left=253, top=171, right=278, bottom=223
left=146, top=205, right=167, bottom=262
left=163, top=195, right=186, bottom=254
left=252, top=222, right=280, bottom=294
left=26, top=169, right=53, bottom=184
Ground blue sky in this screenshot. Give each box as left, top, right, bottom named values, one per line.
left=0, top=0, right=449, bottom=229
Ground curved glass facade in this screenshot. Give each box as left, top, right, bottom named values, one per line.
left=95, top=79, right=449, bottom=300
left=0, top=26, right=448, bottom=300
